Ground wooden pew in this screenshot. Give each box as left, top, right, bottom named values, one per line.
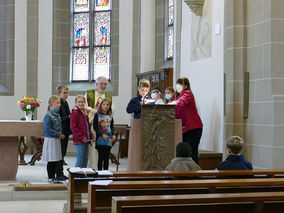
left=87, top=178, right=284, bottom=213
left=112, top=191, right=284, bottom=213
left=65, top=170, right=284, bottom=213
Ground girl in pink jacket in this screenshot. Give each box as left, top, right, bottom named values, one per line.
left=70, top=95, right=95, bottom=168
left=174, top=77, right=203, bottom=165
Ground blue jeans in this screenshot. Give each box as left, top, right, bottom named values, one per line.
left=75, top=144, right=89, bottom=168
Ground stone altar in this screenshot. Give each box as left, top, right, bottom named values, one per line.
left=0, top=120, right=44, bottom=180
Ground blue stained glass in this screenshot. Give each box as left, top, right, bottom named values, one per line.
left=94, top=11, right=111, bottom=46
left=74, top=13, right=89, bottom=47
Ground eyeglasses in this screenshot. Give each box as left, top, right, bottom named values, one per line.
left=98, top=83, right=107, bottom=86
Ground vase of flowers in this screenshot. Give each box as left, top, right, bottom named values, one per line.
left=17, top=96, right=42, bottom=121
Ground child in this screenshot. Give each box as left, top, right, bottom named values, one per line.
left=57, top=85, right=72, bottom=180
left=42, top=96, right=65, bottom=183
left=93, top=98, right=116, bottom=170
left=150, top=88, right=164, bottom=104
left=166, top=142, right=201, bottom=171
left=70, top=95, right=95, bottom=168
left=217, top=136, right=253, bottom=170
left=126, top=79, right=150, bottom=119
left=164, top=87, right=175, bottom=104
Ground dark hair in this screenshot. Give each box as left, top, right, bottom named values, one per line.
left=97, top=98, right=112, bottom=115
left=164, top=87, right=175, bottom=103
left=176, top=77, right=191, bottom=90
left=176, top=142, right=192, bottom=157
left=151, top=87, right=162, bottom=98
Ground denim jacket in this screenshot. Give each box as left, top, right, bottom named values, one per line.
left=44, top=109, right=62, bottom=138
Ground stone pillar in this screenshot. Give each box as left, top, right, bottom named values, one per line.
left=140, top=0, right=155, bottom=73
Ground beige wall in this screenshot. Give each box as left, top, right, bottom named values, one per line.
left=180, top=0, right=224, bottom=152
left=224, top=0, right=284, bottom=169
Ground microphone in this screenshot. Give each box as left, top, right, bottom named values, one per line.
left=141, top=94, right=149, bottom=105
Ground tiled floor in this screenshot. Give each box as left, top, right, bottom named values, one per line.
left=0, top=154, right=128, bottom=213
left=14, top=154, right=128, bottom=184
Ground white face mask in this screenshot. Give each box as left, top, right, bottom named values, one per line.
left=151, top=93, right=157, bottom=100
left=176, top=84, right=183, bottom=93
left=165, top=94, right=172, bottom=100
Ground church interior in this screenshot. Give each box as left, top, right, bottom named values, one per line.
left=1, top=0, right=284, bottom=212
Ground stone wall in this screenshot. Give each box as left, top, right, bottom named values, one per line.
left=0, top=0, right=15, bottom=95
left=224, top=0, right=284, bottom=169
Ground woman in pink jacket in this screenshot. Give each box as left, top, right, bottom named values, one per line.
left=174, top=77, right=203, bottom=164
left=70, top=95, right=95, bottom=168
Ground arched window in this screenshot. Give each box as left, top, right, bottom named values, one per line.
left=166, top=0, right=174, bottom=60
left=71, top=0, right=112, bottom=82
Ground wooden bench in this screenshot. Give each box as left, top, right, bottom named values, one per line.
left=65, top=170, right=284, bottom=213
left=112, top=191, right=284, bottom=213
left=87, top=178, right=284, bottom=213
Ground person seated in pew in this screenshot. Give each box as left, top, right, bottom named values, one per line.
left=218, top=136, right=253, bottom=170
left=166, top=142, right=201, bottom=171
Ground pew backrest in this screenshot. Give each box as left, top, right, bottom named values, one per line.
left=112, top=191, right=284, bottom=213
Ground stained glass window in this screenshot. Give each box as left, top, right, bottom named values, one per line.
left=72, top=48, right=89, bottom=81
left=167, top=25, right=174, bottom=59
left=73, top=13, right=89, bottom=47
left=168, top=0, right=174, bottom=25
left=95, top=0, right=112, bottom=11
left=167, top=0, right=174, bottom=60
left=71, top=0, right=112, bottom=81
left=94, top=47, right=110, bottom=80
left=74, top=0, right=89, bottom=12
left=94, top=11, right=111, bottom=46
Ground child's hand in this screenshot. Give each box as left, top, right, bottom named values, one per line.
left=60, top=134, right=65, bottom=139
left=82, top=137, right=88, bottom=143
left=140, top=99, right=149, bottom=105
left=102, top=134, right=109, bottom=140
left=111, top=135, right=117, bottom=143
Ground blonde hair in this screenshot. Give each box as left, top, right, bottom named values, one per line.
left=56, top=84, right=69, bottom=94
left=75, top=95, right=85, bottom=103
left=47, top=96, right=60, bottom=111
left=138, top=79, right=150, bottom=88
left=226, top=136, right=244, bottom=154
left=97, top=98, right=112, bottom=115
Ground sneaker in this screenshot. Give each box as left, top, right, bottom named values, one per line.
left=56, top=176, right=67, bottom=182
left=48, top=178, right=54, bottom=183
left=53, top=179, right=63, bottom=184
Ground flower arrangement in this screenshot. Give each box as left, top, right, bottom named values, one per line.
left=17, top=96, right=42, bottom=116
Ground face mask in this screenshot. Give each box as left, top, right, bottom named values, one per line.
left=165, top=94, right=172, bottom=100
left=53, top=107, right=59, bottom=113
left=176, top=84, right=183, bottom=93
left=151, top=93, right=157, bottom=99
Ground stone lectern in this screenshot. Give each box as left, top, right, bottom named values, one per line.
left=0, top=120, right=44, bottom=180
left=128, top=105, right=182, bottom=171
